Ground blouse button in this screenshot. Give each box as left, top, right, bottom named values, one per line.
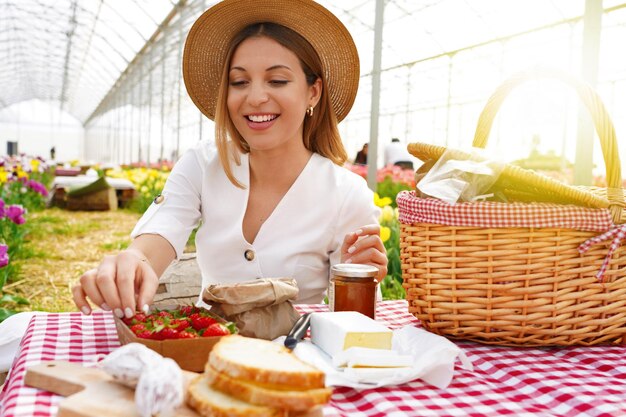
left=244, top=249, right=255, bottom=261
left=153, top=194, right=165, bottom=204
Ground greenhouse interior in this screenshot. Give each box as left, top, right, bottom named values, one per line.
left=3, top=1, right=626, bottom=415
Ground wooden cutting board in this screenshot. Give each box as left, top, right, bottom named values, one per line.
left=24, top=361, right=200, bottom=417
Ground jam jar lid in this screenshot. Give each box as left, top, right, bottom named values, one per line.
left=331, top=263, right=378, bottom=278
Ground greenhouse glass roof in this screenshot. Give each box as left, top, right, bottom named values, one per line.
left=0, top=0, right=177, bottom=121
left=1, top=0, right=601, bottom=124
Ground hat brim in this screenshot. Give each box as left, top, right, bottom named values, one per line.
left=182, top=0, right=359, bottom=122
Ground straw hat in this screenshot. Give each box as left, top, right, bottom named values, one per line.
left=182, top=0, right=360, bottom=122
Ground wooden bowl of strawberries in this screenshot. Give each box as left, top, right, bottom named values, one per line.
left=114, top=305, right=237, bottom=372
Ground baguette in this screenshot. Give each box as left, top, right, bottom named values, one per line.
left=209, top=335, right=325, bottom=389
left=204, top=363, right=332, bottom=411
left=187, top=375, right=282, bottom=417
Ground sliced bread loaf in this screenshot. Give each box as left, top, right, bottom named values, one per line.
left=209, top=335, right=325, bottom=389
left=204, top=364, right=332, bottom=411
left=187, top=375, right=282, bottom=417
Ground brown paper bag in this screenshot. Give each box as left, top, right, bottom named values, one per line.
left=202, top=278, right=300, bottom=340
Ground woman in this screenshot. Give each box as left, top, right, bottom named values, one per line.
left=72, top=0, right=387, bottom=318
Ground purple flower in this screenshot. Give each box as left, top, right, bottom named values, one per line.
left=0, top=199, right=4, bottom=218
left=0, top=244, right=8, bottom=268
left=6, top=205, right=25, bottom=225
left=26, top=180, right=49, bottom=197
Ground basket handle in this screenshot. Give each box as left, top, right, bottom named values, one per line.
left=472, top=67, right=624, bottom=224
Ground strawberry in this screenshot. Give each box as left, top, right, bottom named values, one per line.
left=130, top=323, right=147, bottom=334
left=190, top=314, right=217, bottom=331
left=133, top=313, right=147, bottom=323
left=157, top=311, right=173, bottom=319
left=153, top=327, right=179, bottom=340
left=202, top=323, right=230, bottom=337
left=170, top=319, right=191, bottom=331
left=177, top=331, right=198, bottom=339
left=136, top=330, right=153, bottom=339
left=178, top=305, right=198, bottom=316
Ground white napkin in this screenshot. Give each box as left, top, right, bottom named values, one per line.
left=278, top=326, right=473, bottom=389
left=0, top=312, right=39, bottom=372
left=97, top=343, right=184, bottom=417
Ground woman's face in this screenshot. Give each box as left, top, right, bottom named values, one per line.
left=227, top=36, right=321, bottom=153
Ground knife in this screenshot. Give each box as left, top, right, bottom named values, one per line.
left=284, top=312, right=312, bottom=350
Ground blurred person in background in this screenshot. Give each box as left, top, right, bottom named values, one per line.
left=384, top=137, right=414, bottom=169
left=354, top=143, right=368, bottom=165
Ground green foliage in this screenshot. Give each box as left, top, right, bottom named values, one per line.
left=0, top=181, right=47, bottom=212
left=376, top=177, right=412, bottom=208
left=378, top=205, right=405, bottom=301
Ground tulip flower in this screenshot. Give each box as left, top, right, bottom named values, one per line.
left=0, top=244, right=8, bottom=268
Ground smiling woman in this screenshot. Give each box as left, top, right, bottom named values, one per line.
left=71, top=0, right=387, bottom=322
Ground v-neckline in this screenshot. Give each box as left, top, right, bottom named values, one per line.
left=241, top=153, right=316, bottom=245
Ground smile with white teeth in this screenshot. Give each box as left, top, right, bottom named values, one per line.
left=247, top=114, right=277, bottom=122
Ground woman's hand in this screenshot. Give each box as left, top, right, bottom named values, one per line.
left=72, top=249, right=159, bottom=319
left=341, top=224, right=388, bottom=281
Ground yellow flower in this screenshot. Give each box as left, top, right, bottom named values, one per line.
left=0, top=171, right=7, bottom=184
left=380, top=226, right=391, bottom=243
left=30, top=159, right=40, bottom=171
left=379, top=205, right=394, bottom=223
left=374, top=193, right=392, bottom=208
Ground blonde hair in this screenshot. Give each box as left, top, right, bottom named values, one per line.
left=214, top=22, right=348, bottom=188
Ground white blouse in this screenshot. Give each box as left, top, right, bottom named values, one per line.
left=131, top=141, right=379, bottom=304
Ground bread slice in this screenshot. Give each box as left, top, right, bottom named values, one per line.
left=187, top=375, right=282, bottom=417
left=204, top=364, right=332, bottom=411
left=209, top=335, right=325, bottom=389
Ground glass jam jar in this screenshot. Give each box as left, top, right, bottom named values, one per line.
left=328, top=263, right=378, bottom=319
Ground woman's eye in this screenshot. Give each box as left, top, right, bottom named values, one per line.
left=269, top=80, right=289, bottom=86
left=229, top=80, right=247, bottom=87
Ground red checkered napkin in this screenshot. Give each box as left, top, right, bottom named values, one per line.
left=397, top=190, right=614, bottom=232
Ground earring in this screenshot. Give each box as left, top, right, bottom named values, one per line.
left=306, top=106, right=314, bottom=117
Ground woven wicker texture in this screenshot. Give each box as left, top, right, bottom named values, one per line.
left=182, top=0, right=359, bottom=122
left=401, top=69, right=626, bottom=346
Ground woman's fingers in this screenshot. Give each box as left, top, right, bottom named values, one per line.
left=136, top=264, right=159, bottom=314
left=78, top=267, right=107, bottom=310
left=341, top=224, right=388, bottom=280
left=72, top=269, right=97, bottom=315
left=340, top=224, right=380, bottom=254
left=115, top=253, right=141, bottom=318
left=95, top=256, right=125, bottom=318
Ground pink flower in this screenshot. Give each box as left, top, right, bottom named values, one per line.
left=6, top=205, right=26, bottom=225
left=26, top=179, right=49, bottom=197
left=0, top=244, right=8, bottom=268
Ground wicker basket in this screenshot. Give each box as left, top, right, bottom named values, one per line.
left=399, top=68, right=626, bottom=346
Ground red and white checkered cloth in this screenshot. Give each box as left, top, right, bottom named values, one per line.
left=2, top=301, right=626, bottom=417
left=397, top=191, right=614, bottom=232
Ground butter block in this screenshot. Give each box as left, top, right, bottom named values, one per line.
left=332, top=347, right=413, bottom=368
left=310, top=312, right=393, bottom=357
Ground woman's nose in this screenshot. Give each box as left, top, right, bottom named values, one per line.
left=247, top=82, right=269, bottom=106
